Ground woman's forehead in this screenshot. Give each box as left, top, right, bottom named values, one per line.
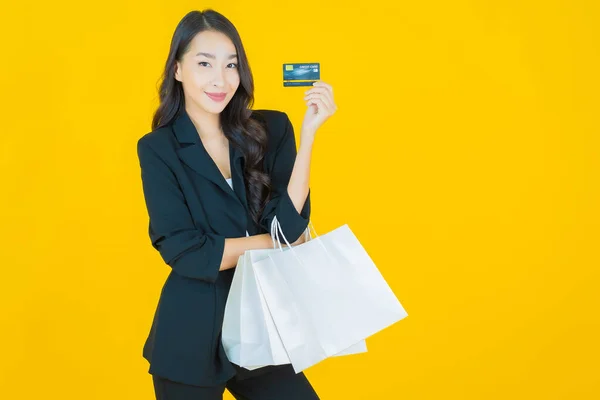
left=189, top=31, right=236, bottom=56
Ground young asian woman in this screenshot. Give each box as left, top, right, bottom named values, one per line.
left=137, top=8, right=338, bottom=400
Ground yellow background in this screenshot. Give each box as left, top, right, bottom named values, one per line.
left=1, top=0, right=598, bottom=398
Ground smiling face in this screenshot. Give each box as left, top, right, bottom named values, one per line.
left=174, top=30, right=240, bottom=116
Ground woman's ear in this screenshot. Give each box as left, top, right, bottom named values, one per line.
left=174, top=61, right=182, bottom=82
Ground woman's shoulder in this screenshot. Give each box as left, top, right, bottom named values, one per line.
left=250, top=108, right=289, bottom=125
left=250, top=108, right=287, bottom=121
left=137, top=125, right=175, bottom=154
left=250, top=108, right=292, bottom=144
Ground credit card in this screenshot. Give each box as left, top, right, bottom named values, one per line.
left=283, top=63, right=320, bottom=87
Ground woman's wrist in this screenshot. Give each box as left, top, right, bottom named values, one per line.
left=261, top=233, right=274, bottom=249
left=299, top=130, right=315, bottom=149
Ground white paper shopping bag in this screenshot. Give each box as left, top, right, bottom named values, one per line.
left=252, top=217, right=408, bottom=373
left=222, top=249, right=290, bottom=369
left=222, top=227, right=368, bottom=370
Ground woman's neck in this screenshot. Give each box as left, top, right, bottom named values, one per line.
left=185, top=105, right=224, bottom=140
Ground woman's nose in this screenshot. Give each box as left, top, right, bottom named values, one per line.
left=211, top=68, right=226, bottom=86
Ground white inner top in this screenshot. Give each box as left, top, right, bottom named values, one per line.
left=226, top=178, right=249, bottom=237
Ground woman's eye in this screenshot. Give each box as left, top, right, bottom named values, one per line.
left=198, top=62, right=237, bottom=68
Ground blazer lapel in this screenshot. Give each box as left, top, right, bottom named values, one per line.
left=229, top=142, right=248, bottom=211
left=172, top=110, right=247, bottom=210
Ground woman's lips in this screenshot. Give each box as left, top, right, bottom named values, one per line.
left=205, top=92, right=227, bottom=102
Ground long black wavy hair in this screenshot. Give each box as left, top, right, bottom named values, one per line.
left=151, top=9, right=271, bottom=228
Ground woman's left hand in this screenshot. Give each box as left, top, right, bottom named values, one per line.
left=301, top=81, right=337, bottom=139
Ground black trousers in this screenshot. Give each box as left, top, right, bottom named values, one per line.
left=152, top=365, right=320, bottom=400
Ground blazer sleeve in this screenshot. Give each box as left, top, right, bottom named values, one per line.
left=259, top=112, right=311, bottom=242
left=137, top=138, right=225, bottom=283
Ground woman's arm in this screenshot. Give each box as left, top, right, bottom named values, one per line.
left=138, top=138, right=229, bottom=283
left=275, top=83, right=335, bottom=255
left=219, top=231, right=308, bottom=271
left=219, top=234, right=271, bottom=271
left=287, top=133, right=314, bottom=216
left=258, top=114, right=312, bottom=243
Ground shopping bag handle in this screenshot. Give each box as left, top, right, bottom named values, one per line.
left=270, top=216, right=338, bottom=266
left=270, top=216, right=316, bottom=251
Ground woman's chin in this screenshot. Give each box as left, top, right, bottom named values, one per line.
left=200, top=102, right=227, bottom=114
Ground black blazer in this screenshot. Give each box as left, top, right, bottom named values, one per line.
left=136, top=109, right=311, bottom=386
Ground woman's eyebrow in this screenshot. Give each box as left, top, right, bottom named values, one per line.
left=195, top=52, right=238, bottom=59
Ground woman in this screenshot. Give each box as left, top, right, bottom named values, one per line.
left=137, top=9, right=337, bottom=400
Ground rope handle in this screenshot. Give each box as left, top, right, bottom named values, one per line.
left=270, top=216, right=338, bottom=266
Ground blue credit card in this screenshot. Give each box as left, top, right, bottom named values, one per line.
left=283, top=63, right=320, bottom=87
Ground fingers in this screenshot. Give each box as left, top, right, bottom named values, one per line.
left=313, top=81, right=333, bottom=93
left=304, top=81, right=338, bottom=113
left=307, top=98, right=334, bottom=114
left=304, top=87, right=333, bottom=104
left=306, top=93, right=334, bottom=111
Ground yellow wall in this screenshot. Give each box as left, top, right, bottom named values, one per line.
left=1, top=0, right=598, bottom=398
